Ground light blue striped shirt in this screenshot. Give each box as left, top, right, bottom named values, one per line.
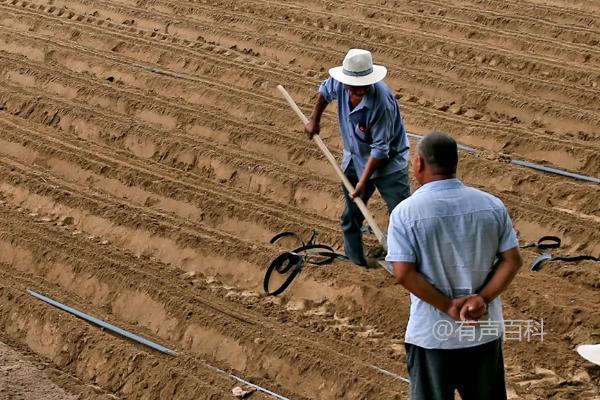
left=319, top=78, right=410, bottom=178
left=386, top=179, right=519, bottom=349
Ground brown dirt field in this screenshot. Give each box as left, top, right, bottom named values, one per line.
left=0, top=0, right=598, bottom=398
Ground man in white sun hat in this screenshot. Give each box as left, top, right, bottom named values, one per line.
left=305, top=48, right=410, bottom=267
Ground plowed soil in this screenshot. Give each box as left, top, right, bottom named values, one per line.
left=0, top=0, right=599, bottom=399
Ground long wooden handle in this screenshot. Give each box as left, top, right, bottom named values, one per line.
left=277, top=85, right=387, bottom=249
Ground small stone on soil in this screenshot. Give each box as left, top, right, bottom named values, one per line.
left=232, top=386, right=255, bottom=398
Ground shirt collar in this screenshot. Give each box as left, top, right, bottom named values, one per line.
left=348, top=85, right=375, bottom=113
left=362, top=86, right=375, bottom=109
left=413, top=178, right=464, bottom=194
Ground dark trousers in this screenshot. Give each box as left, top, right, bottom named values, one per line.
left=341, top=162, right=410, bottom=266
left=405, top=338, right=507, bottom=400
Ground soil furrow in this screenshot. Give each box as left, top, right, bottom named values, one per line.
left=357, top=0, right=600, bottom=47
left=1, top=28, right=599, bottom=178
left=0, top=335, right=109, bottom=400
left=0, top=197, right=409, bottom=399
left=256, top=0, right=600, bottom=68
left=451, top=0, right=600, bottom=27
left=119, top=0, right=600, bottom=79
left=2, top=70, right=596, bottom=253
left=0, top=274, right=244, bottom=399
left=0, top=90, right=348, bottom=228
left=2, top=0, right=600, bottom=134
left=1, top=96, right=598, bottom=261
left=0, top=151, right=401, bottom=320
left=2, top=2, right=597, bottom=170
left=0, top=112, right=345, bottom=246
left=1, top=2, right=599, bottom=398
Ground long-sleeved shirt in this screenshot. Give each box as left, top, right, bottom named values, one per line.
left=319, top=78, right=410, bottom=179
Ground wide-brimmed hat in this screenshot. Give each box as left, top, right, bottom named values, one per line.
left=329, top=49, right=387, bottom=86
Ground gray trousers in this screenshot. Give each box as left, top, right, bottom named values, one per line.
left=405, top=338, right=507, bottom=400
left=341, top=162, right=410, bottom=266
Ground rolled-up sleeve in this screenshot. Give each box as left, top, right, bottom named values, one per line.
left=369, top=106, right=392, bottom=159
left=318, top=78, right=338, bottom=103
left=386, top=208, right=416, bottom=263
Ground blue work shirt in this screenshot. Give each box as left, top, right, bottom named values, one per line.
left=319, top=78, right=410, bottom=179
left=386, top=179, right=519, bottom=349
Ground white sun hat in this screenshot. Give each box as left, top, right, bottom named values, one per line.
left=329, top=49, right=387, bottom=86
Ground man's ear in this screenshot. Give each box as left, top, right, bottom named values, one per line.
left=415, top=153, right=425, bottom=174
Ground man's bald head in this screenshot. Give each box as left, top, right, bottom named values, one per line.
left=417, top=131, right=458, bottom=176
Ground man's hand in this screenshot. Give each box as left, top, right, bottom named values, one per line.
left=460, top=295, right=487, bottom=321
left=445, top=295, right=476, bottom=321
left=350, top=180, right=366, bottom=199
left=304, top=120, right=320, bottom=139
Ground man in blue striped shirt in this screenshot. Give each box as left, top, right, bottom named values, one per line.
left=387, top=132, right=523, bottom=400
left=305, top=49, right=410, bottom=266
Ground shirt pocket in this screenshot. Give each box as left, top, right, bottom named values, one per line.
left=352, top=123, right=371, bottom=144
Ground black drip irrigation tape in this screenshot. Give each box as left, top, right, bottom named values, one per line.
left=407, top=132, right=599, bottom=184
left=28, top=289, right=294, bottom=399
left=29, top=289, right=411, bottom=394
left=28, top=289, right=177, bottom=355
left=510, top=159, right=600, bottom=184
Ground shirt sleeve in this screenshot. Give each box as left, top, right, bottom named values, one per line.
left=498, top=207, right=519, bottom=253
left=385, top=208, right=417, bottom=263
left=368, top=105, right=392, bottom=159
left=318, top=77, right=339, bottom=103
